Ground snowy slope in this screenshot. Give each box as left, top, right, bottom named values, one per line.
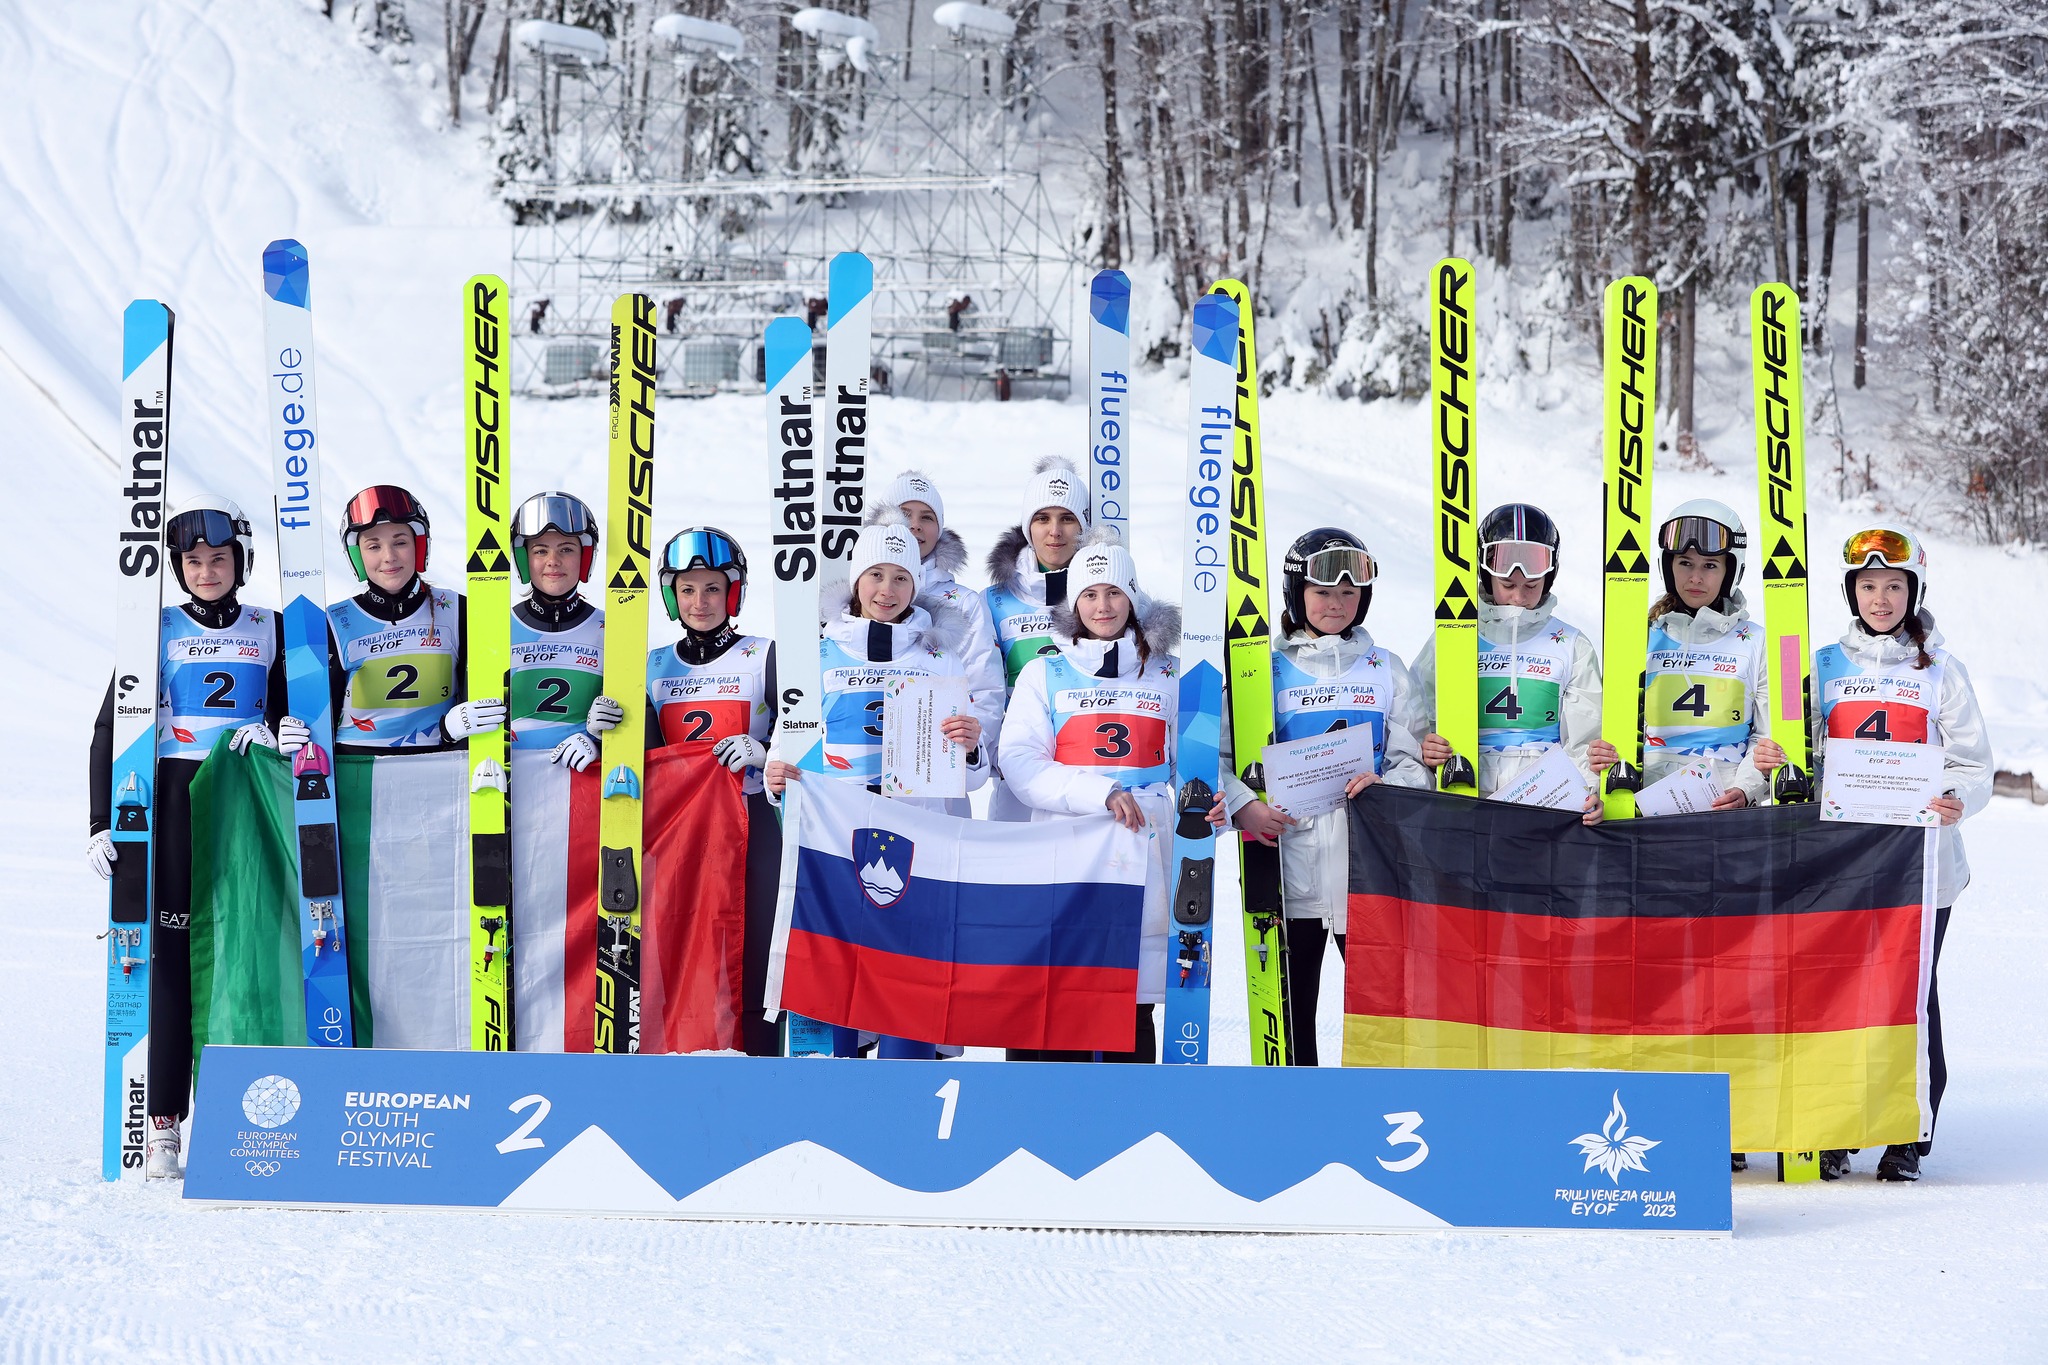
left=3, top=3, right=2047, bottom=1359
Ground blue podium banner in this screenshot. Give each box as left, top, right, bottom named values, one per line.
left=186, top=1046, right=1731, bottom=1234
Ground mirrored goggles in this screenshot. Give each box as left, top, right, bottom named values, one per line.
left=166, top=508, right=247, bottom=554
left=513, top=493, right=596, bottom=542
left=1657, top=515, right=1744, bottom=557
left=1841, top=527, right=1918, bottom=571
left=1480, top=539, right=1554, bottom=580
left=661, top=529, right=743, bottom=575
left=1301, top=546, right=1376, bottom=587
left=343, top=485, right=422, bottom=533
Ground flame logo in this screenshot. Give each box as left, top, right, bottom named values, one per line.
left=1569, top=1091, right=1660, bottom=1184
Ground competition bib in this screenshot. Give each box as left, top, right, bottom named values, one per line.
left=1815, top=644, right=1941, bottom=745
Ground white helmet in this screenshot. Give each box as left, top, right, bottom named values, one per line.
left=1840, top=524, right=1928, bottom=618
left=1657, top=497, right=1746, bottom=607
left=165, top=494, right=255, bottom=591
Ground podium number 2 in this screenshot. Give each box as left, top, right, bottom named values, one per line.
left=934, top=1078, right=960, bottom=1140
left=497, top=1094, right=550, bottom=1154
left=1378, top=1111, right=1428, bottom=1172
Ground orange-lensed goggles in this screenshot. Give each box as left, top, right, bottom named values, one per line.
left=1841, top=527, right=1918, bottom=571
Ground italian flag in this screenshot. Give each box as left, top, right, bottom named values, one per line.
left=190, top=741, right=747, bottom=1056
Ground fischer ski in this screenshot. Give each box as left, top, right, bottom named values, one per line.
left=1163, top=291, right=1235, bottom=1064
left=1754, top=283, right=1814, bottom=805
left=1599, top=278, right=1658, bottom=820
left=760, top=315, right=837, bottom=1058
left=594, top=292, right=656, bottom=1055
left=1752, top=281, right=1820, bottom=1185
left=261, top=240, right=355, bottom=1049
left=819, top=252, right=872, bottom=594
left=104, top=299, right=172, bottom=1180
left=464, top=274, right=513, bottom=1051
left=1429, top=258, right=1481, bottom=798
left=1088, top=269, right=1132, bottom=544
left=1212, top=277, right=1289, bottom=1068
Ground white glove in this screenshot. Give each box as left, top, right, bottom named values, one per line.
left=278, top=716, right=311, bottom=756
left=585, top=695, right=625, bottom=734
left=550, top=732, right=599, bottom=771
left=88, top=831, right=118, bottom=881
left=711, top=733, right=768, bottom=773
left=445, top=698, right=508, bottom=740
left=229, top=722, right=278, bottom=755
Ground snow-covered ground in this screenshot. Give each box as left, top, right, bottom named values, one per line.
left=3, top=3, right=2046, bottom=1358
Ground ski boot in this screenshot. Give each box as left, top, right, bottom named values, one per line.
left=1730, top=1152, right=1747, bottom=1173
left=145, top=1116, right=182, bottom=1180
left=1818, top=1149, right=1852, bottom=1181
left=1876, top=1144, right=1921, bottom=1182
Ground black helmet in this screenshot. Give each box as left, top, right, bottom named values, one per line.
left=1478, top=503, right=1560, bottom=601
left=1282, top=527, right=1376, bottom=635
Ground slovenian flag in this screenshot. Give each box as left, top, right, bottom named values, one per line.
left=1342, top=785, right=1936, bottom=1153
left=767, top=778, right=1150, bottom=1051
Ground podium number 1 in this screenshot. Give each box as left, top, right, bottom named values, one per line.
left=934, top=1078, right=960, bottom=1140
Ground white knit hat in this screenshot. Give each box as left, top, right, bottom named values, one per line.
left=883, top=469, right=945, bottom=529
left=1068, top=531, right=1139, bottom=603
left=848, top=509, right=925, bottom=588
left=1020, top=456, right=1090, bottom=531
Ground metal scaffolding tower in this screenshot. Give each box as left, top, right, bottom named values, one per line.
left=502, top=6, right=1077, bottom=400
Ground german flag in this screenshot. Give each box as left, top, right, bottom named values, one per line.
left=1343, top=786, right=1935, bottom=1152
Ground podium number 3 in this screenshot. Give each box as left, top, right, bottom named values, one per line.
left=497, top=1094, right=550, bottom=1154
left=1378, top=1110, right=1428, bottom=1172
left=934, top=1078, right=960, bottom=1140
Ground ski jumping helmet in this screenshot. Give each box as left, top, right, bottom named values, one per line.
left=510, top=491, right=599, bottom=586
left=659, top=527, right=748, bottom=622
left=165, top=494, right=255, bottom=592
left=340, top=485, right=431, bottom=581
left=1477, top=503, right=1561, bottom=601
left=1657, top=497, right=1747, bottom=610
left=1282, top=528, right=1377, bottom=634
left=1840, top=524, right=1928, bottom=622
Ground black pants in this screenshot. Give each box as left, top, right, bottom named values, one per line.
left=1921, top=903, right=1953, bottom=1155
left=741, top=791, right=783, bottom=1058
left=1284, top=919, right=1345, bottom=1068
left=1008, top=1004, right=1158, bottom=1064
left=148, top=758, right=202, bottom=1120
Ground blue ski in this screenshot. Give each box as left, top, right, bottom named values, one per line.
left=104, top=300, right=173, bottom=1179
left=262, top=240, right=355, bottom=1047
left=1162, top=292, right=1237, bottom=1063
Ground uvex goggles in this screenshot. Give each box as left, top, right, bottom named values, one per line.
left=512, top=493, right=596, bottom=543
left=1480, top=539, right=1554, bottom=580
left=1301, top=545, right=1377, bottom=587
left=1841, top=527, right=1919, bottom=571
left=1658, top=516, right=1744, bottom=557
left=166, top=508, right=248, bottom=554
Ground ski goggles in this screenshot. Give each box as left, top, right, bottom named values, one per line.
left=1480, top=539, right=1554, bottom=581
left=661, top=528, right=745, bottom=577
left=342, top=485, right=427, bottom=535
left=1658, top=516, right=1744, bottom=557
left=1841, top=527, right=1922, bottom=572
left=166, top=508, right=248, bottom=554
left=1300, top=546, right=1377, bottom=588
left=512, top=493, right=597, bottom=544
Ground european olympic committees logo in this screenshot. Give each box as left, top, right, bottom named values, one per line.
left=242, top=1075, right=302, bottom=1129
left=1569, top=1091, right=1659, bottom=1183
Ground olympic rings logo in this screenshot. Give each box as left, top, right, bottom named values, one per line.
left=244, top=1160, right=282, bottom=1178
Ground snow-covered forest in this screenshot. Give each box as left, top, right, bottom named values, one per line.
left=326, top=0, right=2048, bottom=544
